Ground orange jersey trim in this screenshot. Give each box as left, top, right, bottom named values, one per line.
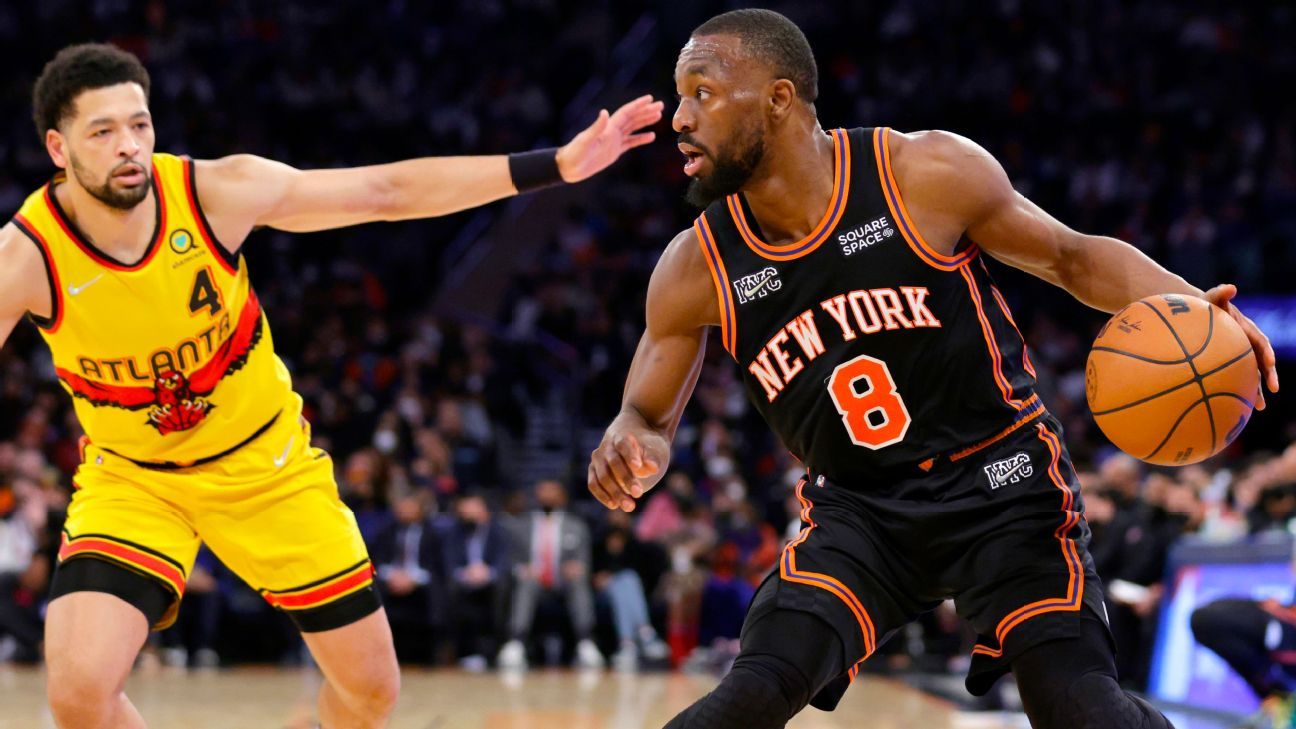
left=42, top=164, right=169, bottom=272
left=12, top=214, right=64, bottom=334
left=985, top=265, right=1038, bottom=378
left=783, top=480, right=878, bottom=660
left=959, top=265, right=1025, bottom=410
left=261, top=560, right=375, bottom=610
left=695, top=214, right=737, bottom=357
left=971, top=423, right=1084, bottom=659
left=726, top=128, right=851, bottom=262
left=59, top=532, right=187, bottom=597
left=947, top=395, right=1045, bottom=462
left=874, top=127, right=979, bottom=271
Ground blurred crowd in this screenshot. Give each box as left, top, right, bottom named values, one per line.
left=4, top=0, right=1296, bottom=695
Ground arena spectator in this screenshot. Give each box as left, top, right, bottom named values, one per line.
left=371, top=490, right=443, bottom=665
left=592, top=509, right=669, bottom=670
left=440, top=490, right=511, bottom=671
left=498, top=479, right=602, bottom=670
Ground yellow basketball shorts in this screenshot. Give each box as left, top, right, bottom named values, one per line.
left=51, top=401, right=378, bottom=632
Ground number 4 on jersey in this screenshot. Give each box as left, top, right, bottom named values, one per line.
left=827, top=354, right=911, bottom=449
left=189, top=267, right=224, bottom=318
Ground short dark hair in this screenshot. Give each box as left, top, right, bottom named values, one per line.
left=693, top=9, right=818, bottom=103
left=32, top=43, right=151, bottom=138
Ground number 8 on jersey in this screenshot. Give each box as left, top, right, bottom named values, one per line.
left=828, top=354, right=911, bottom=449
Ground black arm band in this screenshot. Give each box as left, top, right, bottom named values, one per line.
left=508, top=148, right=564, bottom=193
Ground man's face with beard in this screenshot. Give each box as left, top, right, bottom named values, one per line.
left=47, top=83, right=155, bottom=210
left=673, top=35, right=771, bottom=209
left=69, top=152, right=152, bottom=210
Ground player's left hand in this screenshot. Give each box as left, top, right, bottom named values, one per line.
left=556, top=95, right=664, bottom=183
left=1203, top=283, right=1279, bottom=410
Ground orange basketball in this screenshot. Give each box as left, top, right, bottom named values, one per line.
left=1085, top=293, right=1260, bottom=466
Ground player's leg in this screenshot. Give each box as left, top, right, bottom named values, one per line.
left=195, top=411, right=397, bottom=726
left=663, top=580, right=846, bottom=729
left=663, top=475, right=922, bottom=727
left=300, top=608, right=401, bottom=729
left=45, top=448, right=199, bottom=729
left=1011, top=609, right=1174, bottom=729
left=948, top=418, right=1173, bottom=727
left=45, top=583, right=153, bottom=728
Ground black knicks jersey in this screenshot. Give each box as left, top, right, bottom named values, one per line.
left=694, top=127, right=1044, bottom=482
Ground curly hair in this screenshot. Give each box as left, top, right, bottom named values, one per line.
left=32, top=43, right=151, bottom=138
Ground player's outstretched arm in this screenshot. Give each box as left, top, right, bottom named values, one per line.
left=588, top=228, right=718, bottom=513
left=891, top=130, right=1277, bottom=405
left=0, top=224, right=52, bottom=351
left=194, top=95, right=663, bottom=241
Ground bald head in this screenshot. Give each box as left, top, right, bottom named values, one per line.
left=1099, top=452, right=1142, bottom=500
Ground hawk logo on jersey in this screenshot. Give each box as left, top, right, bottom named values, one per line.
left=53, top=291, right=266, bottom=435
left=837, top=215, right=895, bottom=256
left=984, top=452, right=1033, bottom=489
left=733, top=267, right=782, bottom=305
left=146, top=369, right=212, bottom=434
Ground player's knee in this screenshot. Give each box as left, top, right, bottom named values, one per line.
left=46, top=658, right=122, bottom=723
left=343, top=660, right=401, bottom=718
left=664, top=658, right=803, bottom=729
left=350, top=668, right=401, bottom=718
left=1028, top=672, right=1174, bottom=729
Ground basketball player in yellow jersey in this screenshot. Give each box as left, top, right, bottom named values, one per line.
left=0, top=44, right=662, bottom=729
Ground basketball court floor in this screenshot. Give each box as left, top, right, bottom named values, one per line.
left=0, top=666, right=1019, bottom=728
left=0, top=666, right=1235, bottom=729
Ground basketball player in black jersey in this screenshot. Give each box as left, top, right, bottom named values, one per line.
left=587, top=9, right=1278, bottom=729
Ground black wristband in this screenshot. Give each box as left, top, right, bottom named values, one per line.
left=508, top=147, right=564, bottom=193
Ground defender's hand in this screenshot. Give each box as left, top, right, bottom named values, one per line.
left=588, top=430, right=666, bottom=512
left=556, top=95, right=663, bottom=183
left=1203, top=283, right=1279, bottom=410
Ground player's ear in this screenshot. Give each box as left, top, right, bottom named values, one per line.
left=46, top=129, right=69, bottom=170
left=768, top=78, right=797, bottom=122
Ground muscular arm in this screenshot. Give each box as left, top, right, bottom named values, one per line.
left=193, top=95, right=662, bottom=248
left=890, top=130, right=1196, bottom=311
left=0, top=224, right=51, bottom=351
left=588, top=228, right=720, bottom=511
left=890, top=130, right=1278, bottom=398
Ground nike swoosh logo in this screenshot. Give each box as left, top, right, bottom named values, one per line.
left=273, top=435, right=295, bottom=468
left=737, top=277, right=774, bottom=299
left=993, top=463, right=1031, bottom=483
left=67, top=274, right=105, bottom=296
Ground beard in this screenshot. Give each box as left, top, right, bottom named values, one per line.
left=684, top=124, right=766, bottom=209
left=70, top=154, right=152, bottom=210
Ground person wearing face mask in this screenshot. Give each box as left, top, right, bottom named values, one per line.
left=440, top=491, right=510, bottom=671
left=369, top=490, right=442, bottom=665
left=498, top=479, right=602, bottom=670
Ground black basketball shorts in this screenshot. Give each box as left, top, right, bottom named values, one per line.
left=748, top=413, right=1111, bottom=698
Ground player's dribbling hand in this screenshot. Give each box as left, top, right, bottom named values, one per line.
left=1203, top=283, right=1279, bottom=410
left=555, top=95, right=664, bottom=183
left=588, top=429, right=667, bottom=512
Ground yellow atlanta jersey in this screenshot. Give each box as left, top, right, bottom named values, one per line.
left=11, top=153, right=292, bottom=464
